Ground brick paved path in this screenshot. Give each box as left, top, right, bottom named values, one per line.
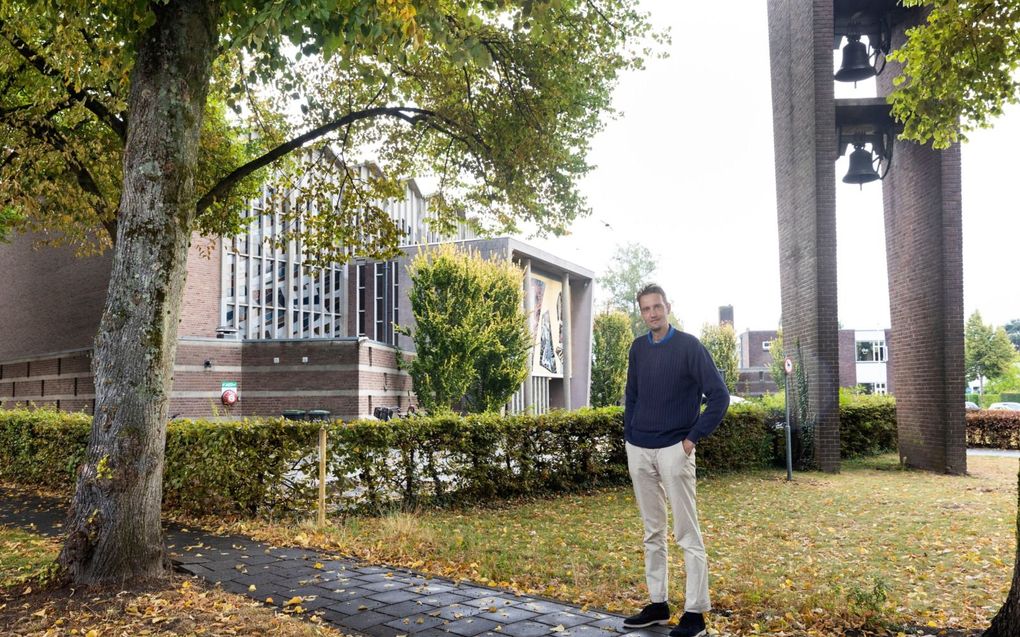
left=0, top=489, right=669, bottom=637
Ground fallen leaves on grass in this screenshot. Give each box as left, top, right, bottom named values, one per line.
left=0, top=531, right=61, bottom=587
left=183, top=454, right=1015, bottom=637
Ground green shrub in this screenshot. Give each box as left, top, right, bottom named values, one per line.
left=695, top=403, right=772, bottom=473
left=162, top=418, right=320, bottom=515
left=0, top=405, right=774, bottom=516
left=838, top=394, right=897, bottom=457
left=0, top=396, right=935, bottom=517
left=591, top=311, right=632, bottom=407
left=0, top=408, right=91, bottom=488
left=329, top=409, right=631, bottom=511
left=967, top=410, right=1020, bottom=449
left=758, top=393, right=898, bottom=465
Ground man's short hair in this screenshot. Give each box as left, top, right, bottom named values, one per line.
left=636, top=283, right=668, bottom=306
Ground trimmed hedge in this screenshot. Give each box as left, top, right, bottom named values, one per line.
left=0, top=398, right=910, bottom=517
left=0, top=410, right=319, bottom=514
left=838, top=395, right=897, bottom=458
left=759, top=394, right=898, bottom=468
left=0, top=409, right=91, bottom=489
left=967, top=410, right=1020, bottom=449
left=0, top=406, right=773, bottom=516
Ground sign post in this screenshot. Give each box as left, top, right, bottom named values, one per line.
left=784, top=356, right=794, bottom=481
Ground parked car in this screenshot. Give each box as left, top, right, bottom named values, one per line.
left=987, top=402, right=1020, bottom=411
left=965, top=401, right=979, bottom=410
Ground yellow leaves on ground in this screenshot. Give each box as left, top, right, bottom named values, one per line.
left=0, top=569, right=344, bottom=637
left=0, top=530, right=61, bottom=587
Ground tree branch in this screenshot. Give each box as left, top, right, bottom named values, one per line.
left=0, top=150, right=17, bottom=171
left=5, top=114, right=116, bottom=239
left=0, top=19, right=127, bottom=141
left=196, top=105, right=484, bottom=214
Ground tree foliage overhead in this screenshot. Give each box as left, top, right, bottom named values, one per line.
left=400, top=244, right=530, bottom=414
left=0, top=0, right=663, bottom=256
left=590, top=310, right=631, bottom=407
left=889, top=0, right=1020, bottom=148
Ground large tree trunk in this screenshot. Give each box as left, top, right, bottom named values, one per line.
left=57, top=0, right=219, bottom=584
left=985, top=462, right=1020, bottom=636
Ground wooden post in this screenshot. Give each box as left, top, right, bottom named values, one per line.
left=317, top=424, right=327, bottom=527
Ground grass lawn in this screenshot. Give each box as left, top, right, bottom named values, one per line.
left=0, top=526, right=346, bottom=636
left=207, top=453, right=1018, bottom=636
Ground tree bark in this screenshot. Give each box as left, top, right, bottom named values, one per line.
left=57, top=0, right=219, bottom=584
left=984, top=462, right=1020, bottom=636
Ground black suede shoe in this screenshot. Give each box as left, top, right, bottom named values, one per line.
left=668, top=612, right=706, bottom=637
left=622, top=602, right=670, bottom=628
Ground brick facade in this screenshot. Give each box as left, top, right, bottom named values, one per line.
left=877, top=14, right=966, bottom=475
left=1, top=228, right=591, bottom=420
left=178, top=235, right=222, bottom=338
left=0, top=233, right=111, bottom=362
left=767, top=0, right=841, bottom=472
left=0, top=350, right=96, bottom=413
left=838, top=329, right=856, bottom=388
left=2, top=338, right=412, bottom=421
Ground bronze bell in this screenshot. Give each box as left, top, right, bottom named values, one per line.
left=835, top=36, right=876, bottom=83
left=843, top=144, right=880, bottom=185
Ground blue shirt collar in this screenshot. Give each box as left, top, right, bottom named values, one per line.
left=647, top=325, right=676, bottom=345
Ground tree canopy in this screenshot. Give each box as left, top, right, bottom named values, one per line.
left=964, top=310, right=1016, bottom=395
left=590, top=310, right=631, bottom=407
left=890, top=0, right=1020, bottom=148
left=400, top=244, right=529, bottom=413
left=0, top=0, right=662, bottom=256
left=700, top=322, right=739, bottom=393
left=598, top=242, right=678, bottom=337
left=1005, top=319, right=1020, bottom=351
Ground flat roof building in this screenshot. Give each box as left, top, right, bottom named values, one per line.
left=0, top=170, right=593, bottom=420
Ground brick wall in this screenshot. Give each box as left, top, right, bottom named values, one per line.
left=767, top=0, right=841, bottom=472
left=877, top=13, right=966, bottom=474
left=884, top=328, right=895, bottom=395
left=178, top=234, right=222, bottom=338
left=736, top=369, right=780, bottom=396
left=0, top=350, right=96, bottom=412
left=838, top=330, right=857, bottom=388
left=740, top=330, right=778, bottom=368
left=1, top=338, right=413, bottom=421
left=0, top=233, right=111, bottom=361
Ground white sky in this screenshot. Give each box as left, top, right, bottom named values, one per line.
left=523, top=1, right=1020, bottom=336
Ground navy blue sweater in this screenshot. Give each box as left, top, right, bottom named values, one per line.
left=624, top=326, right=730, bottom=449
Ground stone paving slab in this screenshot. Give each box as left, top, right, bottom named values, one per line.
left=0, top=488, right=650, bottom=637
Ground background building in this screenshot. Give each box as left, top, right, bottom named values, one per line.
left=737, top=328, right=894, bottom=396
left=0, top=168, right=593, bottom=420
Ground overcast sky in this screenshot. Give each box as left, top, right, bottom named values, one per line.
left=524, top=1, right=1019, bottom=336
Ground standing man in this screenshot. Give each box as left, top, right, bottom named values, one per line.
left=621, top=284, right=729, bottom=637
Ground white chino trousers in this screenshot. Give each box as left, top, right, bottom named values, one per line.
left=626, top=440, right=711, bottom=613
